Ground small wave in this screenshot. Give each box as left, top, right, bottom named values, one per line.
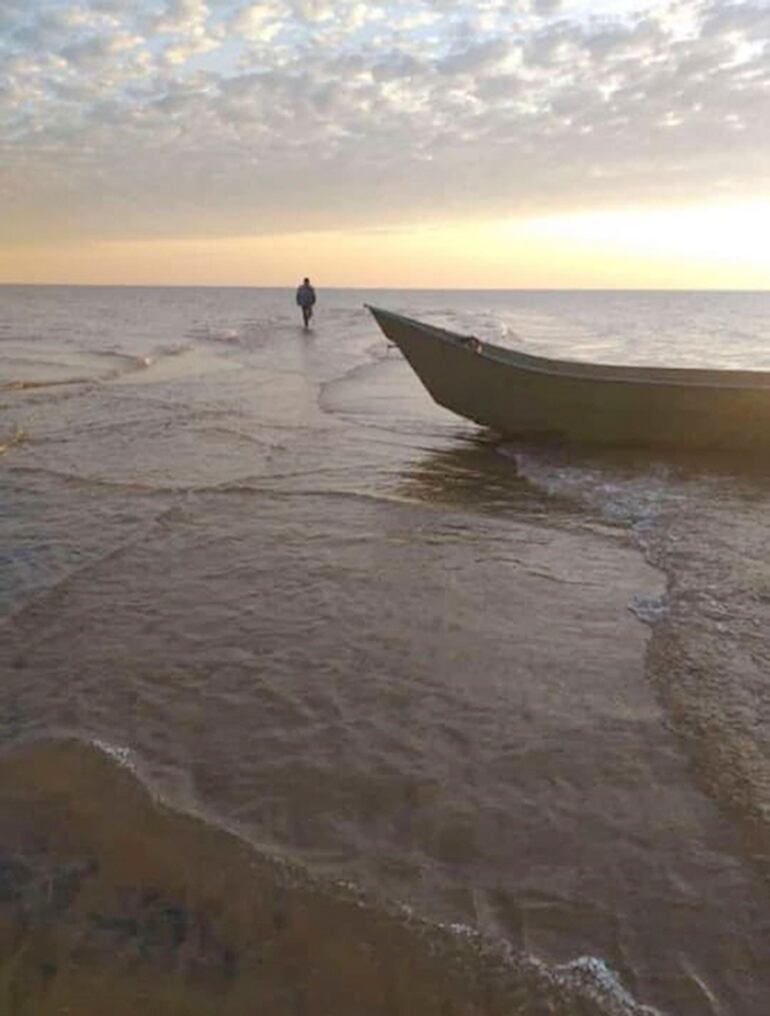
left=91, top=345, right=192, bottom=377
left=90, top=349, right=151, bottom=367
left=102, top=348, right=184, bottom=375
left=100, top=355, right=154, bottom=379
left=4, top=376, right=91, bottom=391
left=7, top=463, right=178, bottom=494
left=187, top=325, right=241, bottom=343
left=3, top=352, right=157, bottom=389
left=154, top=342, right=191, bottom=356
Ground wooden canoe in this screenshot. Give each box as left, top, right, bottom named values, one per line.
left=367, top=305, right=770, bottom=450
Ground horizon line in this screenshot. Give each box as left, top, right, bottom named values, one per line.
left=1, top=282, right=768, bottom=294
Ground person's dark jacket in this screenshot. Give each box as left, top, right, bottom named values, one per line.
left=296, top=284, right=316, bottom=308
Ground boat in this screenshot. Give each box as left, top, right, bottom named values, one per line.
left=366, top=305, right=770, bottom=451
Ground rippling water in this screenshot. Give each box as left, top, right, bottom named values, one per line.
left=1, top=285, right=769, bottom=1016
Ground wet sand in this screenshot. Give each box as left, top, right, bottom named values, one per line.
left=0, top=738, right=658, bottom=1016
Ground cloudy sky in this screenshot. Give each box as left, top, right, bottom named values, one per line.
left=2, top=0, right=769, bottom=285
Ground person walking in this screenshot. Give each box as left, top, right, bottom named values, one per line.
left=295, top=277, right=316, bottom=329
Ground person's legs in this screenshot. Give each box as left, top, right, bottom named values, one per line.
left=302, top=306, right=312, bottom=328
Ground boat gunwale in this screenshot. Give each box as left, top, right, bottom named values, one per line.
left=366, top=305, right=770, bottom=393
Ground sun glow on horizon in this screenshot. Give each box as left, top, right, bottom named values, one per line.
left=524, top=201, right=770, bottom=267
left=2, top=201, right=769, bottom=291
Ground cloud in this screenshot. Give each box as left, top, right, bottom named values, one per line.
left=533, top=0, right=562, bottom=14
left=371, top=49, right=425, bottom=82
left=437, top=37, right=513, bottom=75
left=229, top=2, right=284, bottom=40
left=2, top=0, right=770, bottom=246
left=150, top=0, right=223, bottom=63
left=153, top=0, right=210, bottom=34
left=61, top=31, right=142, bottom=68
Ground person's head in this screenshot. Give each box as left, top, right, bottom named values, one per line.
left=303, top=277, right=310, bottom=285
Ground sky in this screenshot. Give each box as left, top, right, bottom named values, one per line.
left=1, top=0, right=769, bottom=287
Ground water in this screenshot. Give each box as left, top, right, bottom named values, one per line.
left=1, top=285, right=769, bottom=1016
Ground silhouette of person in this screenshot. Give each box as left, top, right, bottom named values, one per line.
left=295, top=277, right=316, bottom=329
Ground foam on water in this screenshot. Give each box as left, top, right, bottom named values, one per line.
left=90, top=737, right=136, bottom=771
left=629, top=593, right=670, bottom=625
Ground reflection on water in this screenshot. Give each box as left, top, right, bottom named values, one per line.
left=398, top=440, right=550, bottom=520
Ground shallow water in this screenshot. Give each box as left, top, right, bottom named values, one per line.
left=1, top=286, right=770, bottom=1015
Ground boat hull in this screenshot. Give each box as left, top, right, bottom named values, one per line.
left=368, top=306, right=770, bottom=451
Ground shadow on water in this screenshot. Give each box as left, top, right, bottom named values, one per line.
left=389, top=432, right=770, bottom=523
left=395, top=438, right=572, bottom=522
